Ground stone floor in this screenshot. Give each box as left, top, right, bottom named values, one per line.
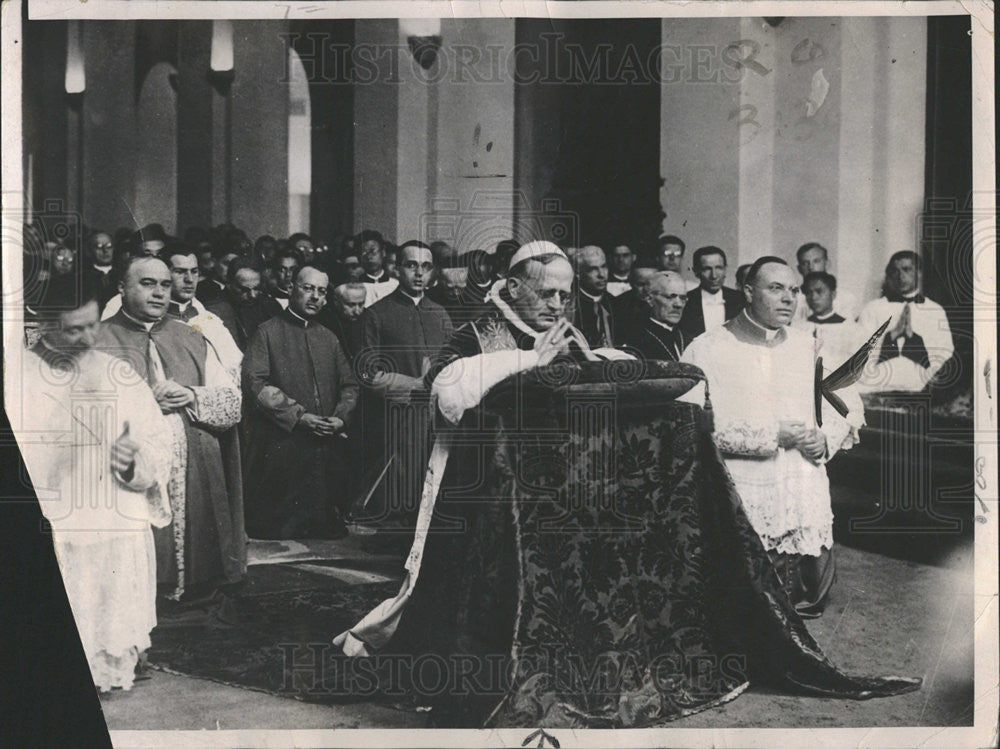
left=102, top=491, right=977, bottom=735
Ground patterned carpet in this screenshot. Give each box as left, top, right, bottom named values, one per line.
left=149, top=563, right=401, bottom=703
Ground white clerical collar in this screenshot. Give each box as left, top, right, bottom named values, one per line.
left=366, top=270, right=385, bottom=282
left=744, top=310, right=780, bottom=340
left=611, top=274, right=629, bottom=283
left=122, top=309, right=157, bottom=332
left=93, top=264, right=112, bottom=274
left=287, top=307, right=311, bottom=327
left=814, top=310, right=837, bottom=321
left=579, top=288, right=604, bottom=304
left=213, top=279, right=225, bottom=290
left=649, top=318, right=675, bottom=332
left=400, top=290, right=424, bottom=306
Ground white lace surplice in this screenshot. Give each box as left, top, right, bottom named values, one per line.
left=16, top=348, right=172, bottom=690
left=682, top=324, right=862, bottom=557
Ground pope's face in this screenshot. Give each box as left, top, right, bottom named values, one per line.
left=45, top=300, right=100, bottom=354
left=122, top=257, right=171, bottom=322
left=508, top=258, right=575, bottom=332
left=747, top=262, right=798, bottom=328
left=169, top=253, right=200, bottom=302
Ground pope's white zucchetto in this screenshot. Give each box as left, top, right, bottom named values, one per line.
left=508, top=241, right=568, bottom=269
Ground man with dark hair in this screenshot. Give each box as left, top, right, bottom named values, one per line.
left=196, top=245, right=237, bottom=305
left=358, top=230, right=390, bottom=284
left=96, top=256, right=245, bottom=602
left=269, top=247, right=302, bottom=309
left=683, top=256, right=862, bottom=617
left=288, top=232, right=315, bottom=264
left=796, top=271, right=863, bottom=366
left=793, top=242, right=860, bottom=323
left=678, top=245, right=743, bottom=339
left=132, top=224, right=168, bottom=258
left=572, top=245, right=616, bottom=348
left=164, top=244, right=242, bottom=377
left=606, top=243, right=635, bottom=296
left=206, top=257, right=281, bottom=351
left=655, top=234, right=686, bottom=273
left=243, top=264, right=360, bottom=539
left=357, top=241, right=454, bottom=526
left=856, top=250, right=954, bottom=392
left=20, top=279, right=173, bottom=692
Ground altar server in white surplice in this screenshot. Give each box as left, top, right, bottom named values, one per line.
left=856, top=250, right=954, bottom=393
left=682, top=257, right=863, bottom=618
left=17, top=286, right=172, bottom=692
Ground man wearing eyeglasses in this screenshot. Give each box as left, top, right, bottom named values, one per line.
left=242, top=264, right=360, bottom=540
left=84, top=229, right=119, bottom=311
left=356, top=242, right=454, bottom=530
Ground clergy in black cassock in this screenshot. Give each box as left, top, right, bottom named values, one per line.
left=621, top=271, right=691, bottom=362
left=242, top=266, right=359, bottom=539
left=356, top=243, right=453, bottom=526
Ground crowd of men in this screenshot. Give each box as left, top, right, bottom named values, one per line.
left=18, top=218, right=955, bottom=694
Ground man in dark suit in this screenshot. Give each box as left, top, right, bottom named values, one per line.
left=572, top=245, right=616, bottom=348
left=623, top=271, right=690, bottom=362
left=678, top=246, right=743, bottom=339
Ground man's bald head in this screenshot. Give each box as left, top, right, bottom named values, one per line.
left=120, top=256, right=172, bottom=322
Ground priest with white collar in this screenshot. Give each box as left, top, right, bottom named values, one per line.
left=681, top=256, right=863, bottom=618
left=571, top=245, right=616, bottom=348
left=242, top=264, right=359, bottom=540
